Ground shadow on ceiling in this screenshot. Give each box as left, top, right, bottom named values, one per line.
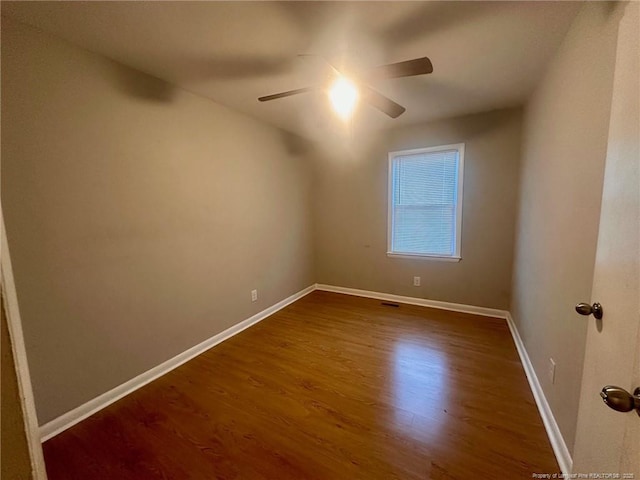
left=111, top=62, right=176, bottom=102
left=279, top=129, right=315, bottom=156
left=378, top=1, right=504, bottom=46
left=170, top=55, right=297, bottom=83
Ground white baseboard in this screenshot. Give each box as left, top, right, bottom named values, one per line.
left=505, top=313, right=573, bottom=475
left=40, top=284, right=316, bottom=442
left=316, top=284, right=509, bottom=319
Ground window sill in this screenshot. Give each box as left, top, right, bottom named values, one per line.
left=386, top=252, right=462, bottom=262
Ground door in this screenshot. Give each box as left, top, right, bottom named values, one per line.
left=572, top=2, right=639, bottom=476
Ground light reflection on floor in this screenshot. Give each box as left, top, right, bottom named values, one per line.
left=392, top=339, right=449, bottom=442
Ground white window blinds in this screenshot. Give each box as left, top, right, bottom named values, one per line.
left=389, top=145, right=463, bottom=258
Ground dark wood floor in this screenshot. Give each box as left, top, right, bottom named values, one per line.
left=43, top=291, right=558, bottom=479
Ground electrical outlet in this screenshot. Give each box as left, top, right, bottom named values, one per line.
left=548, top=358, right=556, bottom=384
left=251, top=289, right=258, bottom=302
left=413, top=276, right=421, bottom=287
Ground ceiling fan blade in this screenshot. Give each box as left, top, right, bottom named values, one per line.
left=362, top=86, right=406, bottom=119
left=365, top=57, right=433, bottom=81
left=258, top=87, right=314, bottom=102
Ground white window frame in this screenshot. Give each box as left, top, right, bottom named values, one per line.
left=387, top=143, right=465, bottom=262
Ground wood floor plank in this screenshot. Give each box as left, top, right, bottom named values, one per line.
left=42, top=291, right=559, bottom=479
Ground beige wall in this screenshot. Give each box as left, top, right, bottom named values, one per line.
left=312, top=107, right=522, bottom=310
left=511, top=2, right=620, bottom=455
left=1, top=19, right=315, bottom=424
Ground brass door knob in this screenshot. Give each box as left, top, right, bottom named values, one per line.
left=600, top=386, right=640, bottom=414
left=575, top=302, right=603, bottom=320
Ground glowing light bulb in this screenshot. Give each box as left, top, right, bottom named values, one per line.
left=328, top=76, right=359, bottom=120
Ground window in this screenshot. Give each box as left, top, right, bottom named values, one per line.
left=388, top=144, right=464, bottom=260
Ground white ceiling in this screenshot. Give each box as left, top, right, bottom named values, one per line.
left=2, top=1, right=580, bottom=141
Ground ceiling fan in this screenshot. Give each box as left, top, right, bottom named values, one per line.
left=257, top=57, right=433, bottom=119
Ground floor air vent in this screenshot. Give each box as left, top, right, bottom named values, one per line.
left=381, top=301, right=400, bottom=307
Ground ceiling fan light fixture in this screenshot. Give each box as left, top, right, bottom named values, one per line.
left=328, top=76, right=359, bottom=120
left=258, top=56, right=433, bottom=119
